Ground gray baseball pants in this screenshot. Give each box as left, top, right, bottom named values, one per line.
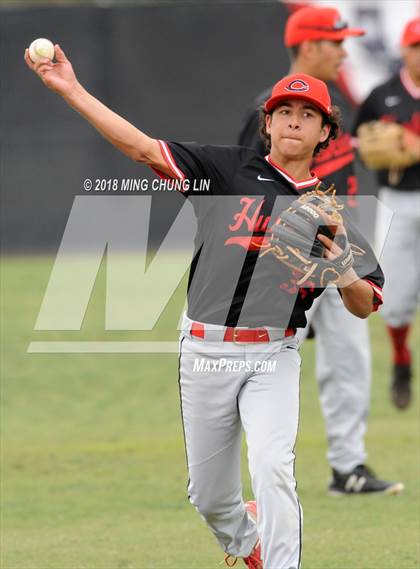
left=375, top=187, right=420, bottom=327
left=296, top=286, right=371, bottom=473
left=179, top=315, right=302, bottom=569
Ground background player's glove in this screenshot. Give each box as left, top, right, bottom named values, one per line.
left=357, top=121, right=420, bottom=185
left=260, top=185, right=364, bottom=287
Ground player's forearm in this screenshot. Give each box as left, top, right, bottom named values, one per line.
left=338, top=269, right=374, bottom=318
left=63, top=82, right=158, bottom=163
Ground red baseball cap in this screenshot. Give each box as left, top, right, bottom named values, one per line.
left=401, top=17, right=420, bottom=46
left=285, top=6, right=365, bottom=47
left=264, top=73, right=332, bottom=115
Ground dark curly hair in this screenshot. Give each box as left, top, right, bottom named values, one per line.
left=258, top=104, right=342, bottom=156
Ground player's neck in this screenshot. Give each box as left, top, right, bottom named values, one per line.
left=269, top=150, right=313, bottom=182
left=405, top=66, right=420, bottom=87
left=289, top=61, right=323, bottom=82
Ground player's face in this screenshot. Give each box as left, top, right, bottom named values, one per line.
left=402, top=43, right=420, bottom=82
left=266, top=99, right=330, bottom=161
left=310, top=40, right=347, bottom=81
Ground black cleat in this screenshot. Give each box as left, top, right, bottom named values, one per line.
left=328, top=465, right=404, bottom=496
left=391, top=363, right=412, bottom=410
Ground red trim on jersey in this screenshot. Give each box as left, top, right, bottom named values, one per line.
left=150, top=166, right=171, bottom=180
left=364, top=279, right=383, bottom=312
left=400, top=68, right=420, bottom=100
left=265, top=155, right=319, bottom=189
left=155, top=140, right=187, bottom=184
left=312, top=151, right=354, bottom=179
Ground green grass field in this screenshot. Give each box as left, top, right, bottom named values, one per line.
left=1, top=255, right=419, bottom=569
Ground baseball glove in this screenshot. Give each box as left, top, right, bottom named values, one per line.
left=259, top=185, right=365, bottom=287
left=357, top=121, right=420, bottom=184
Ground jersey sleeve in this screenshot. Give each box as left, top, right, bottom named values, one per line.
left=152, top=140, right=249, bottom=194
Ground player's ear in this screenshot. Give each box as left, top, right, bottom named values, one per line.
left=265, top=113, right=272, bottom=135
left=319, top=123, right=331, bottom=143
left=300, top=40, right=315, bottom=60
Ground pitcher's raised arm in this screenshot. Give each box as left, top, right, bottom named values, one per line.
left=24, top=43, right=172, bottom=177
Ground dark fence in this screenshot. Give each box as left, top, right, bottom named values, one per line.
left=0, top=2, right=376, bottom=252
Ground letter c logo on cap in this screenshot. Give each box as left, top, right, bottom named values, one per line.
left=286, top=79, right=309, bottom=92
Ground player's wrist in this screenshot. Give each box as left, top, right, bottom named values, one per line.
left=63, top=80, right=86, bottom=105
left=336, top=267, right=358, bottom=288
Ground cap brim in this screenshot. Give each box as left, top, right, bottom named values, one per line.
left=286, top=27, right=365, bottom=46
left=265, top=93, right=331, bottom=115
left=323, top=28, right=365, bottom=40
left=342, top=27, right=365, bottom=37
left=401, top=38, right=420, bottom=46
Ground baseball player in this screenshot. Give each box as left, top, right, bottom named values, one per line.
left=238, top=5, right=403, bottom=496
left=354, top=17, right=420, bottom=410
left=26, top=44, right=385, bottom=569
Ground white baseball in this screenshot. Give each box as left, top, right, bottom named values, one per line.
left=29, top=38, right=55, bottom=64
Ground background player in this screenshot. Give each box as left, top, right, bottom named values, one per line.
left=238, top=5, right=402, bottom=496
left=354, top=17, right=420, bottom=409
left=25, top=40, right=386, bottom=569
